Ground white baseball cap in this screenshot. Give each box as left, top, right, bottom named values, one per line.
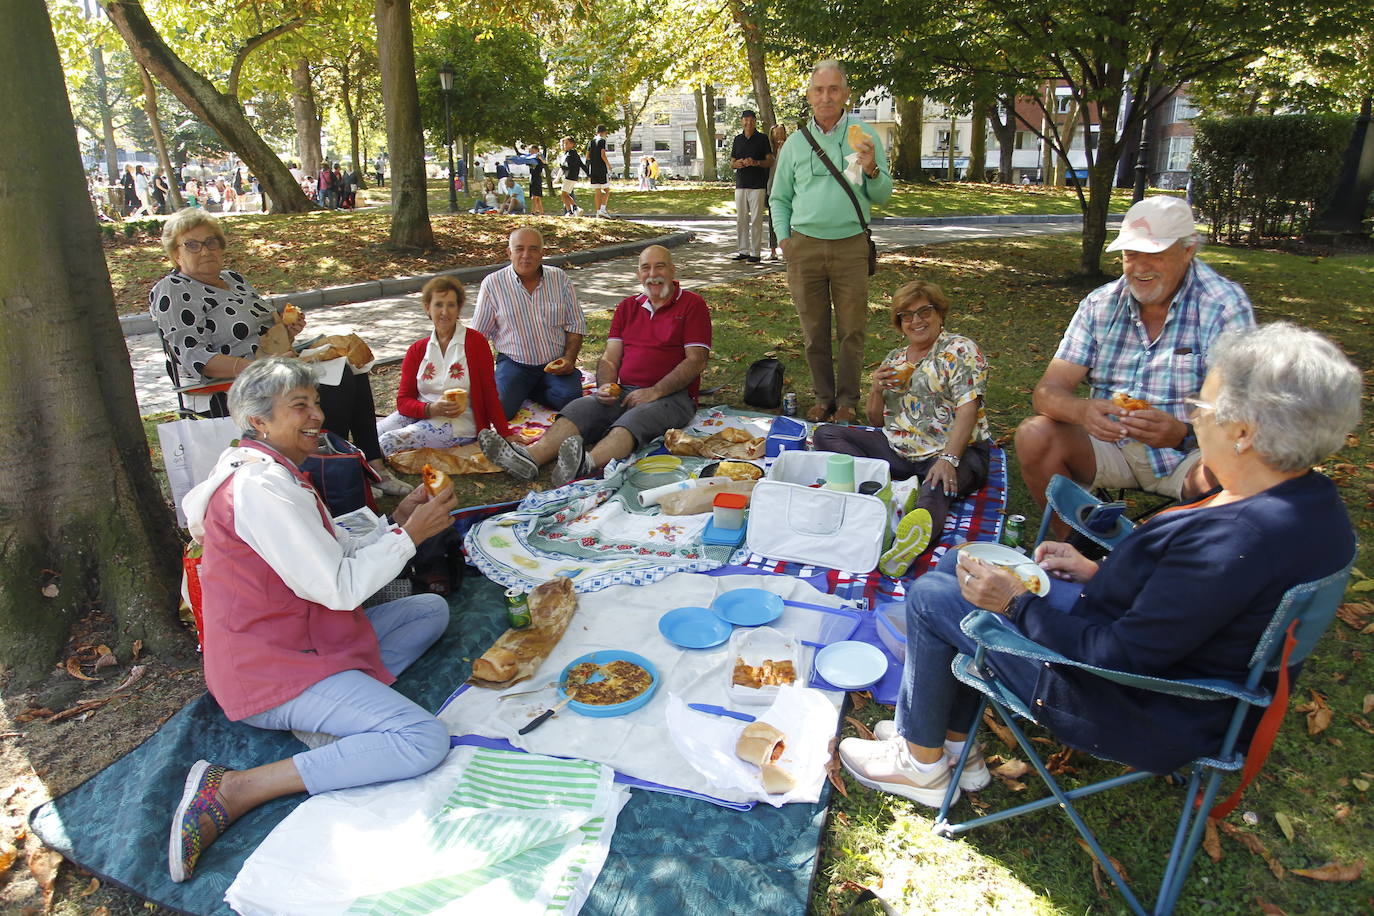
left=1106, top=196, right=1197, bottom=253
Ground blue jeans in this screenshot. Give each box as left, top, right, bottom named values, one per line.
left=241, top=594, right=451, bottom=795
left=896, top=547, right=1080, bottom=747
left=493, top=354, right=583, bottom=418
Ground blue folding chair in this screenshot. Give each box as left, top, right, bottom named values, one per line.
left=933, top=557, right=1354, bottom=916
left=1033, top=473, right=1137, bottom=551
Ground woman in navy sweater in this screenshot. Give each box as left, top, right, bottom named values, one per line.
left=841, top=323, right=1362, bottom=805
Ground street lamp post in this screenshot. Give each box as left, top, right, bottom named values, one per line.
left=438, top=62, right=457, bottom=213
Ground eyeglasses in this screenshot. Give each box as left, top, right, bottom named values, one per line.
left=1182, top=396, right=1216, bottom=422
left=896, top=305, right=937, bottom=324
left=180, top=237, right=225, bottom=253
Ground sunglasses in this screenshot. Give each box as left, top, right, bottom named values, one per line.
left=896, top=305, right=937, bottom=323
left=180, top=237, right=225, bottom=253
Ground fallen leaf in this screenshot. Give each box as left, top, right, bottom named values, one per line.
left=49, top=696, right=111, bottom=723
left=844, top=716, right=874, bottom=741
left=1352, top=777, right=1370, bottom=792
left=1046, top=746, right=1077, bottom=775
left=1334, top=803, right=1352, bottom=821
left=132, top=639, right=143, bottom=659
left=26, top=847, right=62, bottom=909
left=992, top=758, right=1030, bottom=791
left=1295, top=690, right=1332, bottom=735
left=64, top=656, right=99, bottom=681
left=1255, top=899, right=1287, bottom=915
left=1363, top=694, right=1373, bottom=715
left=79, top=877, right=100, bottom=896
left=1218, top=820, right=1286, bottom=878
left=1076, top=836, right=1131, bottom=892
left=1202, top=818, right=1222, bottom=863
left=1350, top=715, right=1374, bottom=736
left=1352, top=579, right=1374, bottom=593
left=849, top=691, right=869, bottom=712
left=93, top=652, right=118, bottom=671
left=91, top=908, right=110, bottom=916
left=1291, top=860, right=1363, bottom=882
left=1335, top=601, right=1374, bottom=630
left=982, top=707, right=1016, bottom=749
left=14, top=707, right=53, bottom=723
left=825, top=739, right=849, bottom=799
left=114, top=664, right=148, bottom=691
left=1274, top=812, right=1295, bottom=842
left=0, top=841, right=17, bottom=874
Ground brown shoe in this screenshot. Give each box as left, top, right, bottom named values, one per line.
left=805, top=403, right=832, bottom=422
left=832, top=406, right=857, bottom=425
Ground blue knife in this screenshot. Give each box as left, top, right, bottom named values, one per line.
left=688, top=703, right=756, bottom=722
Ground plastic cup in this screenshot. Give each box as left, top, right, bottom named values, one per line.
left=824, top=453, right=856, bottom=493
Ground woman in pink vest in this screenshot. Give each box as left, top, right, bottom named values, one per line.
left=170, top=358, right=458, bottom=883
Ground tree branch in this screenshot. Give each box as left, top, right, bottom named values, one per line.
left=227, top=17, right=303, bottom=99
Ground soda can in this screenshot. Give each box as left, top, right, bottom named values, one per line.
left=1001, top=514, right=1026, bottom=550
left=782, top=392, right=797, bottom=416
left=504, top=587, right=531, bottom=628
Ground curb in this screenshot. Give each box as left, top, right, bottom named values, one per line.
left=119, top=229, right=695, bottom=337
left=615, top=212, right=1113, bottom=226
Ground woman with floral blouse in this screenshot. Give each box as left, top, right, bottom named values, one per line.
left=812, top=279, right=993, bottom=575
left=376, top=277, right=514, bottom=456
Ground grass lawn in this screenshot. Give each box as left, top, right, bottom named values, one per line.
left=132, top=232, right=1371, bottom=915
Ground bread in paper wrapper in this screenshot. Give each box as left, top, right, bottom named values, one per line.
left=387, top=445, right=499, bottom=476
left=299, top=333, right=375, bottom=369
left=664, top=427, right=765, bottom=460
left=468, top=576, right=578, bottom=688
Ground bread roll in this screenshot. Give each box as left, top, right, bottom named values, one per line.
left=442, top=388, right=470, bottom=412
left=471, top=647, right=520, bottom=682
left=760, top=763, right=796, bottom=794
left=1111, top=391, right=1151, bottom=411
left=735, top=721, right=786, bottom=767
left=282, top=304, right=302, bottom=324
left=544, top=357, right=570, bottom=373
left=847, top=124, right=867, bottom=150
left=602, top=382, right=622, bottom=398
left=421, top=463, right=449, bottom=497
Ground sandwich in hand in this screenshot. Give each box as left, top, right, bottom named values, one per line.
left=1111, top=391, right=1151, bottom=412
left=846, top=124, right=867, bottom=150
left=442, top=388, right=469, bottom=412
left=420, top=463, right=449, bottom=497
left=281, top=303, right=302, bottom=325
left=544, top=357, right=571, bottom=374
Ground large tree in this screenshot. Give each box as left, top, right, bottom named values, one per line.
left=1, top=0, right=188, bottom=685
left=375, top=0, right=433, bottom=247
left=102, top=0, right=314, bottom=213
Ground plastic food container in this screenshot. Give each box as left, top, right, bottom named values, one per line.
left=712, top=492, right=749, bottom=530
left=725, top=626, right=802, bottom=706
left=873, top=601, right=907, bottom=663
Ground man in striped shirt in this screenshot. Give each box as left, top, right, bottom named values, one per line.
left=1016, top=196, right=1255, bottom=507
left=471, top=228, right=587, bottom=418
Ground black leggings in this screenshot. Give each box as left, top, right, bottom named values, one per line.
left=319, top=371, right=382, bottom=461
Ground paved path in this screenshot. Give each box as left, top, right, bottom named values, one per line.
left=129, top=215, right=1090, bottom=414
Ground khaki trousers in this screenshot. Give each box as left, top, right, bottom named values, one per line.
left=785, top=231, right=871, bottom=409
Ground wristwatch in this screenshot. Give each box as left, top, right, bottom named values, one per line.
left=937, top=453, right=960, bottom=468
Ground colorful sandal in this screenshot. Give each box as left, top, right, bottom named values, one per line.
left=169, top=759, right=231, bottom=883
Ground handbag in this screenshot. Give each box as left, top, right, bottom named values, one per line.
left=301, top=430, right=380, bottom=516
left=743, top=356, right=785, bottom=409
left=799, top=123, right=877, bottom=275
left=157, top=416, right=242, bottom=527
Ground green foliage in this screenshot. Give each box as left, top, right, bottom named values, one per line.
left=1193, top=113, right=1356, bottom=243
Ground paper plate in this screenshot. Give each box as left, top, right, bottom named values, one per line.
left=815, top=640, right=889, bottom=690
left=960, top=542, right=1051, bottom=597
left=710, top=588, right=784, bottom=627
left=659, top=606, right=733, bottom=649
left=633, top=455, right=683, bottom=473
left=557, top=649, right=659, bottom=718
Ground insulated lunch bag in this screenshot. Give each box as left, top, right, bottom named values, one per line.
left=743, top=357, right=784, bottom=409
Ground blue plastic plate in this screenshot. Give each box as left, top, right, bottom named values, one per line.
left=659, top=606, right=733, bottom=649
left=710, top=588, right=784, bottom=627
left=557, top=649, right=660, bottom=717
left=815, top=640, right=889, bottom=690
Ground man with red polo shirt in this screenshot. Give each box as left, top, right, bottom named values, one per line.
left=480, top=245, right=711, bottom=487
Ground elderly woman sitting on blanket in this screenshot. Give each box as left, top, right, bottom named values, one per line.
left=150, top=209, right=407, bottom=495
left=169, top=358, right=458, bottom=883
left=375, top=276, right=515, bottom=457
left=812, top=280, right=994, bottom=577
left=839, top=323, right=1360, bottom=807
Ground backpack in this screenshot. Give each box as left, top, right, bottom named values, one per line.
left=743, top=357, right=784, bottom=409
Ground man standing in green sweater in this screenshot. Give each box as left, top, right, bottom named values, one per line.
left=771, top=60, right=893, bottom=424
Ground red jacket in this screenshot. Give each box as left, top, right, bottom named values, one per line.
left=396, top=328, right=512, bottom=438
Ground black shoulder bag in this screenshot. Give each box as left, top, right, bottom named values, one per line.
left=799, top=122, right=878, bottom=275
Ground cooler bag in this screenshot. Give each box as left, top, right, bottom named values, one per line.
left=745, top=451, right=891, bottom=571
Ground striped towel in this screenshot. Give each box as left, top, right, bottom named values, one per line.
left=227, top=748, right=629, bottom=916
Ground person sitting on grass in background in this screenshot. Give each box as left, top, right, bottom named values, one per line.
left=480, top=245, right=710, bottom=488
left=170, top=358, right=457, bottom=883
left=498, top=174, right=526, bottom=214
left=470, top=178, right=500, bottom=214
left=812, top=280, right=993, bottom=577
left=839, top=322, right=1360, bottom=808
left=375, top=276, right=514, bottom=457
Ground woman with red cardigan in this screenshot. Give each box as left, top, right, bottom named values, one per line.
left=377, top=277, right=513, bottom=455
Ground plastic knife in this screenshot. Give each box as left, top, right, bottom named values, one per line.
left=687, top=703, right=756, bottom=722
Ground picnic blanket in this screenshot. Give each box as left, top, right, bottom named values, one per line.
left=440, top=573, right=850, bottom=808
left=465, top=408, right=774, bottom=593
left=227, top=747, right=629, bottom=916
left=29, top=576, right=830, bottom=916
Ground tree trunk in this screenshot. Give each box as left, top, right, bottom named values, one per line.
left=892, top=95, right=923, bottom=180
left=621, top=103, right=636, bottom=179
left=1053, top=101, right=1080, bottom=187
left=139, top=65, right=183, bottom=210
left=291, top=57, right=323, bottom=177
left=727, top=0, right=775, bottom=128
left=693, top=84, right=718, bottom=180
left=964, top=102, right=987, bottom=181
left=102, top=0, right=312, bottom=214
left=989, top=93, right=1015, bottom=183
left=946, top=113, right=956, bottom=180
left=375, top=0, right=434, bottom=248
left=92, top=44, right=120, bottom=183
left=340, top=58, right=363, bottom=180
left=1, top=2, right=189, bottom=687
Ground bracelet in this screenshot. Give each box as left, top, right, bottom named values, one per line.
left=998, top=591, right=1023, bottom=617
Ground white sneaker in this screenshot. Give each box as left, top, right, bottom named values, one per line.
left=872, top=720, right=992, bottom=791
left=597, top=207, right=610, bottom=218
left=838, top=735, right=959, bottom=808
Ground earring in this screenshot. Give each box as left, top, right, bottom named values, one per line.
left=1233, top=441, right=1242, bottom=454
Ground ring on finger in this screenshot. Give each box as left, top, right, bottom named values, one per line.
left=963, top=572, right=973, bottom=584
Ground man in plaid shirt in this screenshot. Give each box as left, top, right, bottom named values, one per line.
left=1016, top=196, right=1254, bottom=506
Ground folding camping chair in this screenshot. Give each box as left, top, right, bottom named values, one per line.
left=931, top=557, right=1355, bottom=915
left=1034, top=474, right=1137, bottom=552
left=156, top=326, right=232, bottom=419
